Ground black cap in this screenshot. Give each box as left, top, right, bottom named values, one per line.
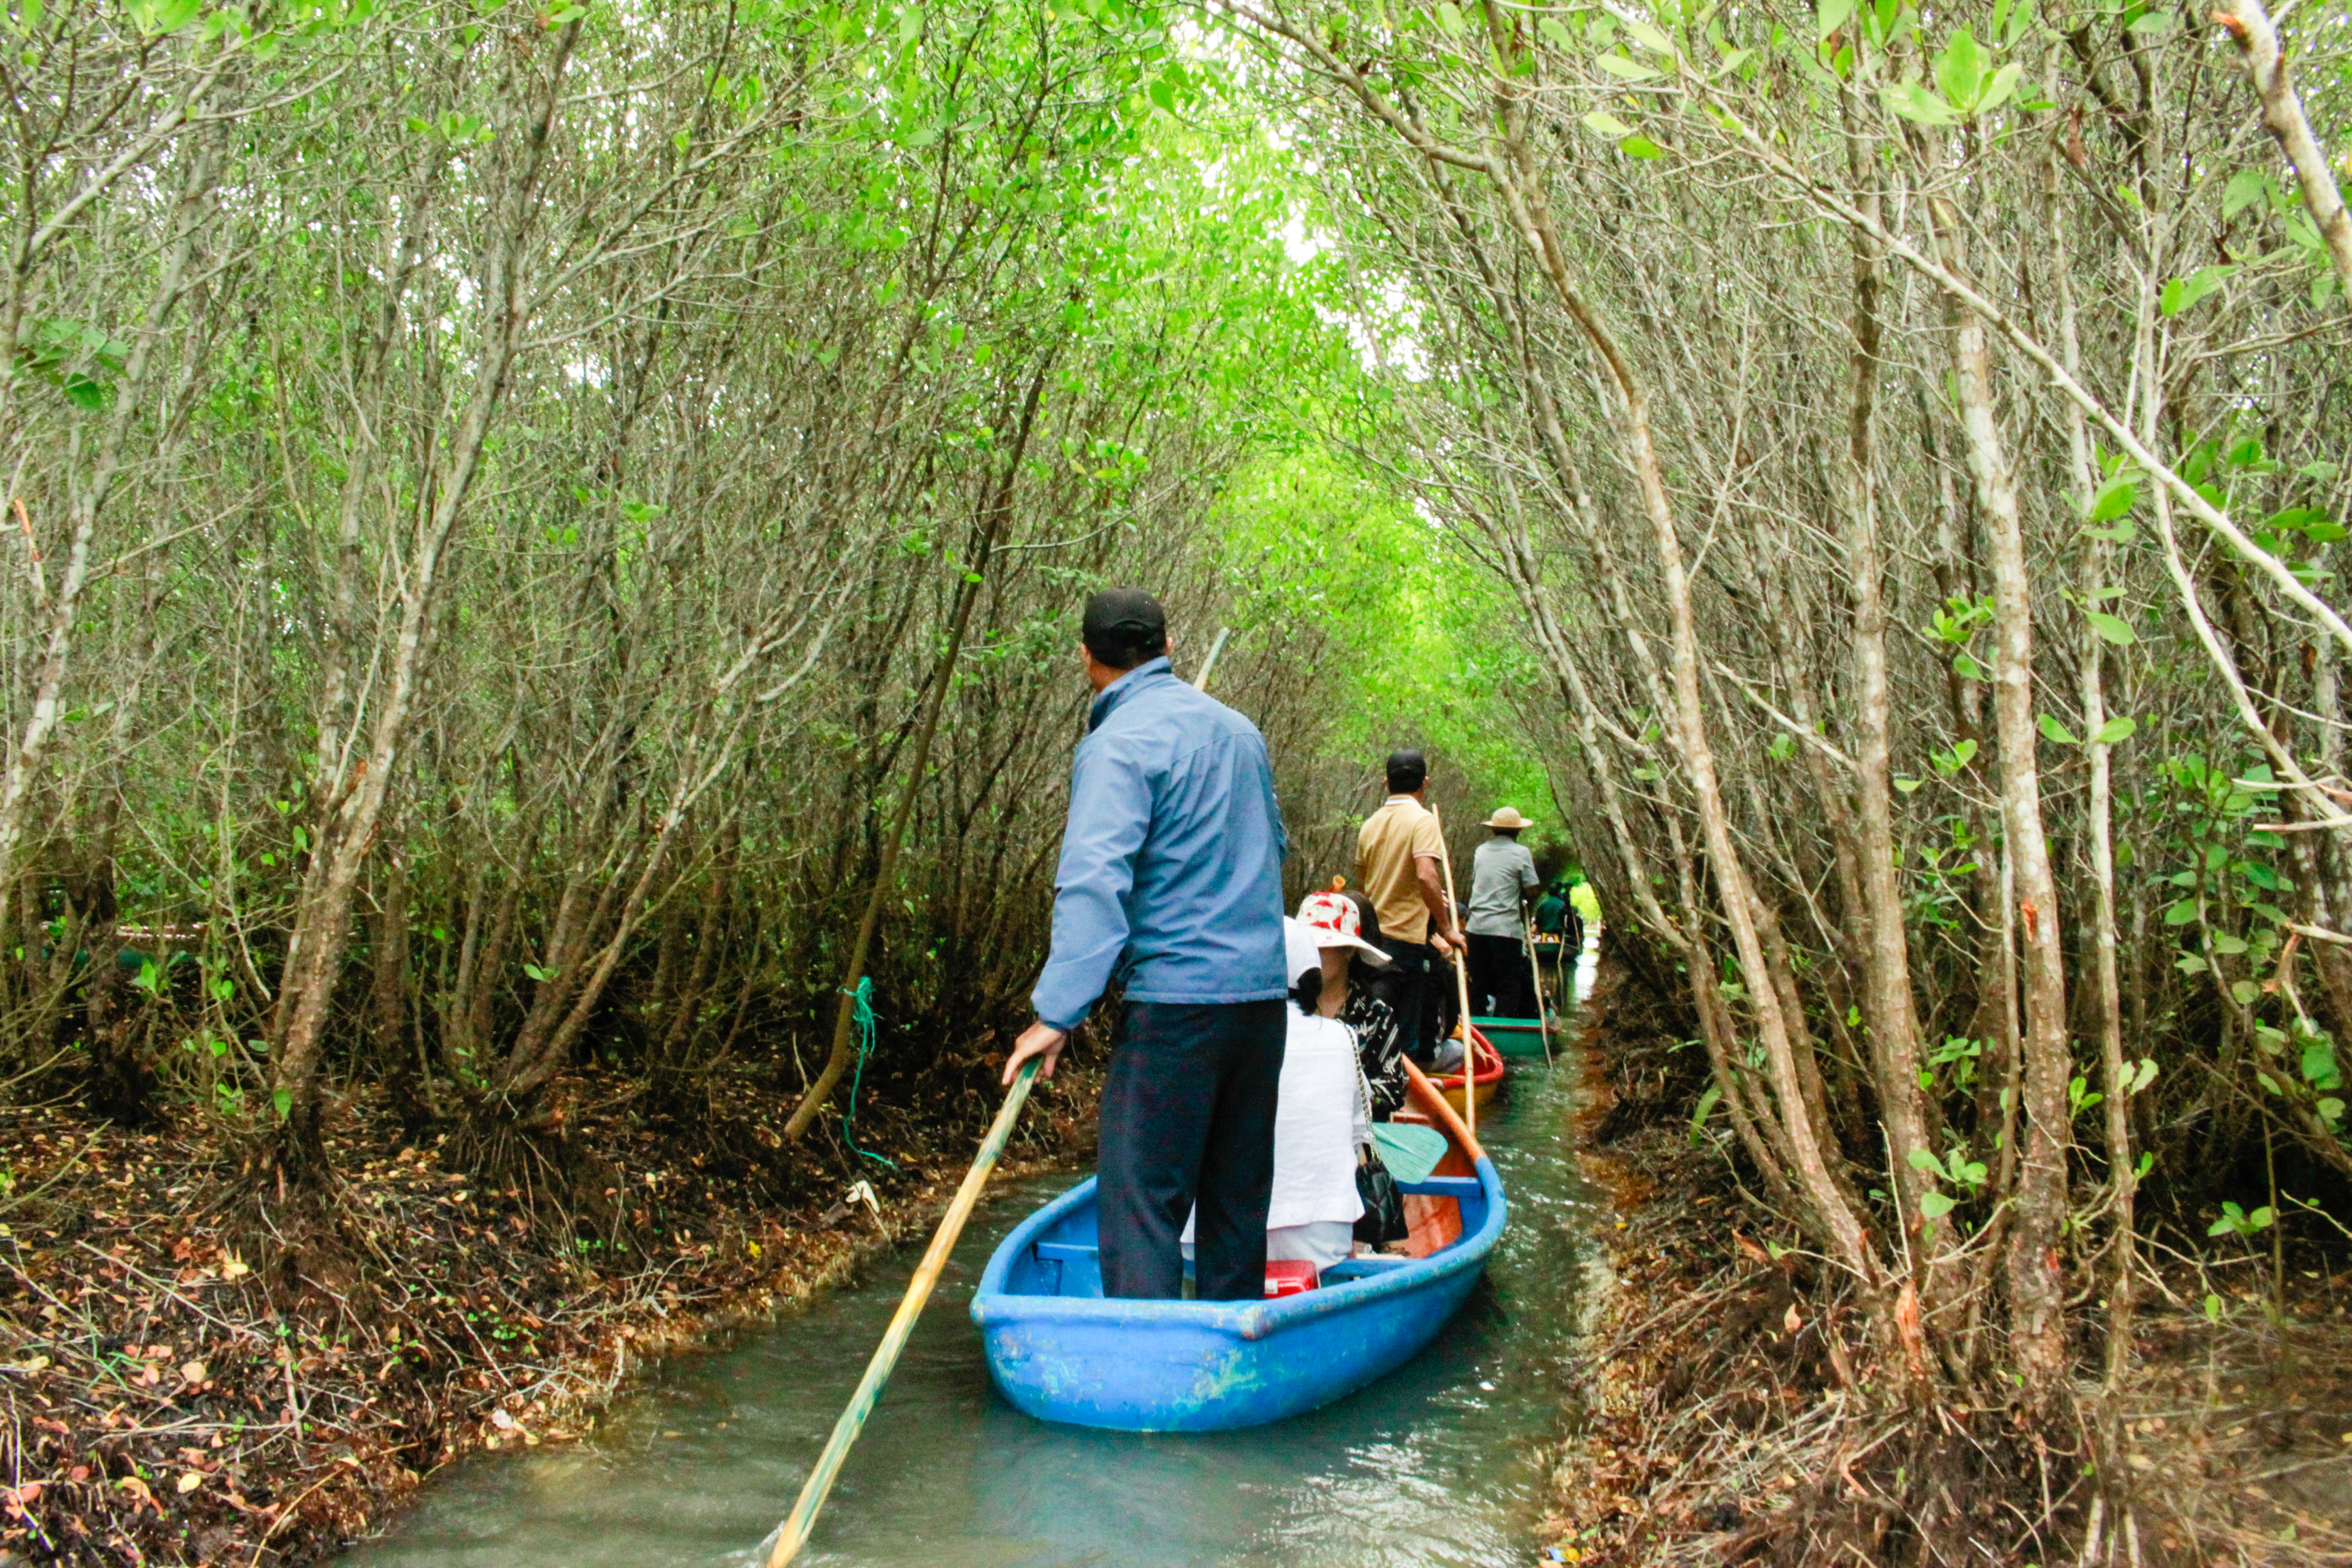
left=1082, top=587, right=1168, bottom=667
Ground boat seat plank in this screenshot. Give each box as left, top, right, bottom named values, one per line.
left=1032, top=1239, right=1102, bottom=1297
left=1395, top=1175, right=1483, bottom=1200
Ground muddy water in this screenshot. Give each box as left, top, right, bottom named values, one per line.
left=339, top=952, right=1598, bottom=1568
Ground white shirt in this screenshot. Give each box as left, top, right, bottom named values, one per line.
left=1188, top=918, right=1367, bottom=1243
left=1266, top=1009, right=1367, bottom=1230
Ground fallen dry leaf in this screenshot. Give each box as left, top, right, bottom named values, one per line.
left=176, top=1471, right=203, bottom=1495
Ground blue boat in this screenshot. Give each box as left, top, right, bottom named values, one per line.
left=970, top=1062, right=1507, bottom=1432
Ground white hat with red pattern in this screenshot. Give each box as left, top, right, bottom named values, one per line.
left=1294, top=887, right=1391, bottom=964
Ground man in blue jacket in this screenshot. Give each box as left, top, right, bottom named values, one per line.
left=1001, top=588, right=1290, bottom=1300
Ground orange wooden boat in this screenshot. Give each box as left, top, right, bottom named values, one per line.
left=1433, top=1026, right=1506, bottom=1117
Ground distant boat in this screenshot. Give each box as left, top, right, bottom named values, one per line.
left=1471, top=1013, right=1550, bottom=1058
left=970, top=1061, right=1505, bottom=1432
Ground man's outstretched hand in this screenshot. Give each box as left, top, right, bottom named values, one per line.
left=1004, top=1020, right=1070, bottom=1086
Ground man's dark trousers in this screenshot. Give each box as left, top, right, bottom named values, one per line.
left=1467, top=933, right=1534, bottom=1018
left=1368, top=935, right=1435, bottom=1064
left=1097, top=998, right=1286, bottom=1301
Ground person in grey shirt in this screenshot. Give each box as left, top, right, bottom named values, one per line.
left=1464, top=808, right=1541, bottom=1019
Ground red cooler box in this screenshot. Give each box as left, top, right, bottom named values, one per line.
left=1264, top=1260, right=1319, bottom=1296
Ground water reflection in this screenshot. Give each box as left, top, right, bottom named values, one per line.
left=339, top=949, right=1599, bottom=1568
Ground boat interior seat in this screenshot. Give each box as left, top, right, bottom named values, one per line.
left=1031, top=1239, right=1102, bottom=1297
left=1029, top=1237, right=1429, bottom=1295
left=1394, top=1175, right=1482, bottom=1200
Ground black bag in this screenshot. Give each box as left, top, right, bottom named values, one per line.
left=1354, top=1146, right=1409, bottom=1247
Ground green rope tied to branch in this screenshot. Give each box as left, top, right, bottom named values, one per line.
left=841, top=977, right=898, bottom=1171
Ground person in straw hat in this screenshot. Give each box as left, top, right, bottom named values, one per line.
left=1465, top=806, right=1542, bottom=1020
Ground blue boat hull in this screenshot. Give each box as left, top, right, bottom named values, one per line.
left=970, top=1156, right=1505, bottom=1432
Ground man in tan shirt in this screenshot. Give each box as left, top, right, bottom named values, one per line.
left=1354, top=750, right=1464, bottom=1068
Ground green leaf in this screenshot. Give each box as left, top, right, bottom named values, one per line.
left=2165, top=899, right=2200, bottom=926
left=272, top=1088, right=293, bottom=1122
left=1596, top=54, right=1661, bottom=80
left=1919, top=1190, right=1955, bottom=1220
left=1538, top=18, right=1575, bottom=50
left=1624, top=18, right=1675, bottom=53
left=1433, top=2, right=1465, bottom=38
left=1687, top=1083, right=1722, bottom=1146
left=2087, top=476, right=2138, bottom=523
left=1933, top=27, right=1983, bottom=108
left=1582, top=110, right=1633, bottom=136
left=2160, top=265, right=2232, bottom=317
left=2130, top=1057, right=2159, bottom=1094
left=2085, top=610, right=2136, bottom=646
left=1818, top=0, right=1856, bottom=42
left=1907, top=1147, right=1942, bottom=1173
left=2204, top=1292, right=2223, bottom=1322
left=1882, top=80, right=1961, bottom=126
left=128, top=0, right=201, bottom=33
left=1974, top=61, right=2023, bottom=116
left=2092, top=715, right=2138, bottom=746
left=2038, top=713, right=2078, bottom=745
left=2223, top=169, right=2269, bottom=220
left=1618, top=134, right=1665, bottom=159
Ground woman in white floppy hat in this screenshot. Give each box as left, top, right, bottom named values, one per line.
left=1292, top=885, right=1410, bottom=1115
left=1266, top=885, right=1401, bottom=1275
left=1186, top=885, right=1401, bottom=1279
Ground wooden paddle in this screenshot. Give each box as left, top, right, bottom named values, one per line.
left=761, top=1057, right=1041, bottom=1567
left=1428, top=806, right=1477, bottom=1141
left=1524, top=915, right=1556, bottom=1066
left=1191, top=625, right=1231, bottom=691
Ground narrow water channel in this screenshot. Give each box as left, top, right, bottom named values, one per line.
left=340, top=954, right=1597, bottom=1568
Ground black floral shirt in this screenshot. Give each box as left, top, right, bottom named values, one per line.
left=1340, top=988, right=1407, bottom=1118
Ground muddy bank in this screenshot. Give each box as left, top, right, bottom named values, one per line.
left=0, top=1062, right=1098, bottom=1567
left=1544, top=955, right=2352, bottom=1567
